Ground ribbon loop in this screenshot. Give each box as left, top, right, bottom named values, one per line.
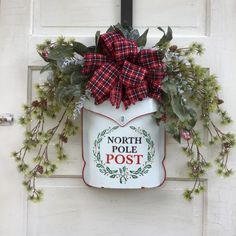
left=126, top=81, right=148, bottom=105
left=100, top=31, right=138, bottom=64
left=86, top=63, right=119, bottom=105
left=82, top=30, right=166, bottom=109
left=137, top=49, right=164, bottom=69
left=82, top=53, right=110, bottom=74
left=120, top=60, right=147, bottom=88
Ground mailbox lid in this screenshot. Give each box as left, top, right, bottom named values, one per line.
left=83, top=97, right=157, bottom=126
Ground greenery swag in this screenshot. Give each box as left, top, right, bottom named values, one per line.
left=11, top=24, right=235, bottom=202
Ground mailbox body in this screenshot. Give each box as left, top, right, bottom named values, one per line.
left=82, top=98, right=166, bottom=188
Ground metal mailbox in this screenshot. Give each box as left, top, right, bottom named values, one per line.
left=82, top=98, right=166, bottom=188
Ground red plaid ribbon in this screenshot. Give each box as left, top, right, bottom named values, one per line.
left=81, top=31, right=166, bottom=109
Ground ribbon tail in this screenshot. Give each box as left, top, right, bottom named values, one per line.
left=125, top=81, right=148, bottom=105
left=110, top=81, right=123, bottom=108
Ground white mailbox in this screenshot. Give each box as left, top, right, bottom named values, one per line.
left=82, top=98, right=166, bottom=188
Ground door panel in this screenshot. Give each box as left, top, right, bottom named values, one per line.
left=27, top=178, right=206, bottom=236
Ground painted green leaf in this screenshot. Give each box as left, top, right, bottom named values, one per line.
left=106, top=167, right=113, bottom=174
left=112, top=126, right=119, bottom=130
left=142, top=130, right=148, bottom=136
left=101, top=129, right=107, bottom=136
left=120, top=177, right=127, bottom=184
left=97, top=153, right=101, bottom=161
left=137, top=167, right=142, bottom=173
left=131, top=175, right=138, bottom=179
left=147, top=153, right=153, bottom=161
left=145, top=138, right=151, bottom=144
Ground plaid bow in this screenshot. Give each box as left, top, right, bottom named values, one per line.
left=81, top=31, right=166, bottom=109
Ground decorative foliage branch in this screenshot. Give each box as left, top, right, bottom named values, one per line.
left=11, top=23, right=235, bottom=202
left=154, top=39, right=235, bottom=199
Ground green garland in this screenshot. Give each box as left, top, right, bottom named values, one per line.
left=11, top=23, right=235, bottom=202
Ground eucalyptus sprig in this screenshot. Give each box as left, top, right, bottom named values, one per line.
left=12, top=37, right=86, bottom=201
left=154, top=35, right=235, bottom=200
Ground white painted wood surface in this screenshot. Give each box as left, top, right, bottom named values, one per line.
left=0, top=0, right=236, bottom=235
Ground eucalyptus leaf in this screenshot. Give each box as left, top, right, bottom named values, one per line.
left=71, top=71, right=89, bottom=85
left=154, top=26, right=173, bottom=47
left=185, top=107, right=198, bottom=129
left=129, top=29, right=140, bottom=41
left=56, top=85, right=81, bottom=103
left=171, top=95, right=189, bottom=122
left=162, top=79, right=177, bottom=95
left=57, top=59, right=82, bottom=74
left=40, top=64, right=52, bottom=74
left=95, top=31, right=100, bottom=46
left=136, top=28, right=149, bottom=47
left=113, top=23, right=126, bottom=36
left=87, top=46, right=96, bottom=53
left=72, top=42, right=88, bottom=56
left=165, top=121, right=180, bottom=143
left=106, top=25, right=115, bottom=33
left=153, top=111, right=163, bottom=119
left=161, top=91, right=171, bottom=105
left=48, top=45, right=74, bottom=60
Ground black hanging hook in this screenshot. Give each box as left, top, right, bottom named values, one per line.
left=121, top=0, right=133, bottom=28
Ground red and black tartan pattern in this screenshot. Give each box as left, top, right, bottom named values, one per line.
left=120, top=60, right=147, bottom=88
left=99, top=31, right=123, bottom=58
left=126, top=81, right=148, bottom=105
left=86, top=63, right=119, bottom=105
left=137, top=49, right=164, bottom=69
left=122, top=95, right=132, bottom=109
left=146, top=69, right=166, bottom=81
left=146, top=69, right=165, bottom=100
left=81, top=30, right=167, bottom=108
left=148, top=80, right=162, bottom=100
left=113, top=39, right=138, bottom=64
left=100, top=31, right=138, bottom=64
left=81, top=53, right=110, bottom=74
left=110, top=81, right=123, bottom=108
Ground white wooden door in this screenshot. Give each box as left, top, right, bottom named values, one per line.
left=0, top=1, right=236, bottom=235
